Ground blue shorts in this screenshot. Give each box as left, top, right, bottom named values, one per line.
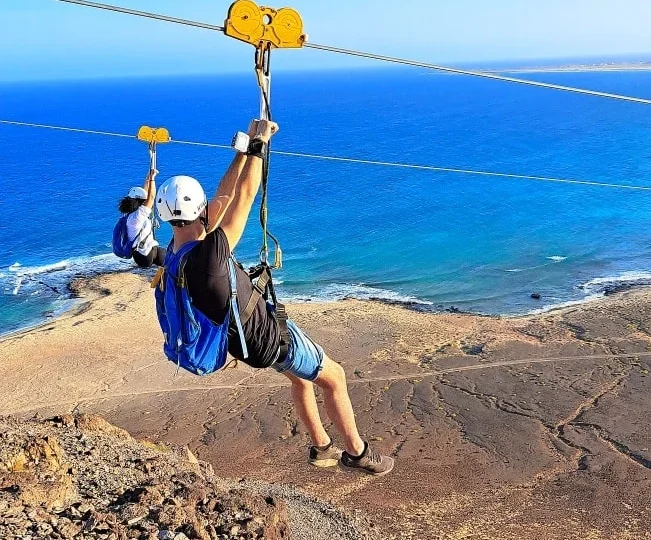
left=273, top=319, right=324, bottom=381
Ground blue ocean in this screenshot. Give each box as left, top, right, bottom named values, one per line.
left=2, top=67, right=651, bottom=335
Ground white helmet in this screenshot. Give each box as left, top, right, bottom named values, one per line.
left=128, top=186, right=147, bottom=200
left=156, top=175, right=207, bottom=223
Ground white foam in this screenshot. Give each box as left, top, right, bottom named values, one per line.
left=505, top=264, right=546, bottom=273
left=581, top=271, right=651, bottom=290
left=281, top=283, right=434, bottom=306
left=12, top=277, right=24, bottom=296
left=2, top=253, right=134, bottom=300
left=527, top=269, right=651, bottom=315
left=9, top=260, right=70, bottom=277
left=506, top=257, right=566, bottom=273
left=527, top=293, right=605, bottom=315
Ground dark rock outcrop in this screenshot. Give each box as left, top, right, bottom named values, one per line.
left=0, top=414, right=288, bottom=540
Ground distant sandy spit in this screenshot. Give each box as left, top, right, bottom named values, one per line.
left=493, top=64, right=651, bottom=73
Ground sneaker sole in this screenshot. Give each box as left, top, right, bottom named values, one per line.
left=339, top=458, right=395, bottom=476
left=309, top=458, right=340, bottom=468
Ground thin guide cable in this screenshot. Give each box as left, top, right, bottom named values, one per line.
left=266, top=149, right=651, bottom=191
left=54, top=0, right=224, bottom=32
left=305, top=43, right=651, bottom=106
left=2, top=119, right=650, bottom=192
left=0, top=119, right=137, bottom=140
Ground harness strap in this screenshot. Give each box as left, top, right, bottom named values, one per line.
left=135, top=227, right=152, bottom=250
left=250, top=45, right=287, bottom=362
left=151, top=266, right=164, bottom=289
left=240, top=268, right=271, bottom=326
left=228, top=257, right=249, bottom=360
left=127, top=209, right=155, bottom=252
left=265, top=268, right=290, bottom=361
left=274, top=300, right=290, bottom=362
left=243, top=263, right=290, bottom=363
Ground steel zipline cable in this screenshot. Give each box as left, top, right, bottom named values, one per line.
left=2, top=119, right=650, bottom=192
left=55, top=0, right=225, bottom=32
left=52, top=0, right=651, bottom=106
left=304, top=43, right=651, bottom=106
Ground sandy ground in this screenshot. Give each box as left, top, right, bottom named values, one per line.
left=1, top=271, right=650, bottom=539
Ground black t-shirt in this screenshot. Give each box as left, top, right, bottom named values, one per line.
left=184, top=228, right=280, bottom=368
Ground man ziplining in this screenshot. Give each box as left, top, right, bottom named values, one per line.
left=153, top=118, right=394, bottom=476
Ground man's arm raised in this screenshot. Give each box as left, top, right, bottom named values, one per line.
left=205, top=152, right=247, bottom=235
left=220, top=120, right=279, bottom=252
left=205, top=120, right=268, bottom=234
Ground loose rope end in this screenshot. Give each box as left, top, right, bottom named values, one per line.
left=274, top=245, right=283, bottom=270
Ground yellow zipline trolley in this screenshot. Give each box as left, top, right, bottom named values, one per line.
left=225, top=0, right=306, bottom=50
left=137, top=125, right=171, bottom=173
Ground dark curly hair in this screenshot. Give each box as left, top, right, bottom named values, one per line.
left=118, top=196, right=144, bottom=214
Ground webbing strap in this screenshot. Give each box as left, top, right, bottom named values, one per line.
left=228, top=257, right=249, bottom=360
left=241, top=263, right=290, bottom=363
left=275, top=301, right=290, bottom=362
left=240, top=269, right=271, bottom=326
left=135, top=226, right=153, bottom=250
left=148, top=143, right=162, bottom=232
left=254, top=45, right=283, bottom=270
left=261, top=264, right=290, bottom=363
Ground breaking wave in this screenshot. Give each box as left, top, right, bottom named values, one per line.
left=527, top=293, right=605, bottom=315
left=580, top=271, right=651, bottom=293
left=505, top=255, right=567, bottom=273
left=2, top=254, right=134, bottom=297
left=527, top=270, right=651, bottom=315
left=281, top=282, right=434, bottom=307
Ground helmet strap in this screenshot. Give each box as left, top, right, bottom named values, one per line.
left=199, top=208, right=209, bottom=232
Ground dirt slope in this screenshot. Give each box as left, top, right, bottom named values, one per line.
left=1, top=271, right=650, bottom=539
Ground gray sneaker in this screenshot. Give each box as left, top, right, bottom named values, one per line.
left=309, top=441, right=343, bottom=468
left=340, top=441, right=394, bottom=476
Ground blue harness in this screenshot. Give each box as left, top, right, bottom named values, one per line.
left=154, top=241, right=248, bottom=376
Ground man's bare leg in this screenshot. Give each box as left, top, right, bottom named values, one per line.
left=285, top=372, right=330, bottom=447
left=285, top=355, right=394, bottom=475
left=285, top=355, right=365, bottom=456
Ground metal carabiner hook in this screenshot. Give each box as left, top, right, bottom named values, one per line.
left=255, top=45, right=272, bottom=121
left=148, top=141, right=156, bottom=173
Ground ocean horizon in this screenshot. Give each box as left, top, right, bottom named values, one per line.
left=1, top=65, right=651, bottom=336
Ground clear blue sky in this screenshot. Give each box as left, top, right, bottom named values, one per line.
left=2, top=0, right=651, bottom=81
